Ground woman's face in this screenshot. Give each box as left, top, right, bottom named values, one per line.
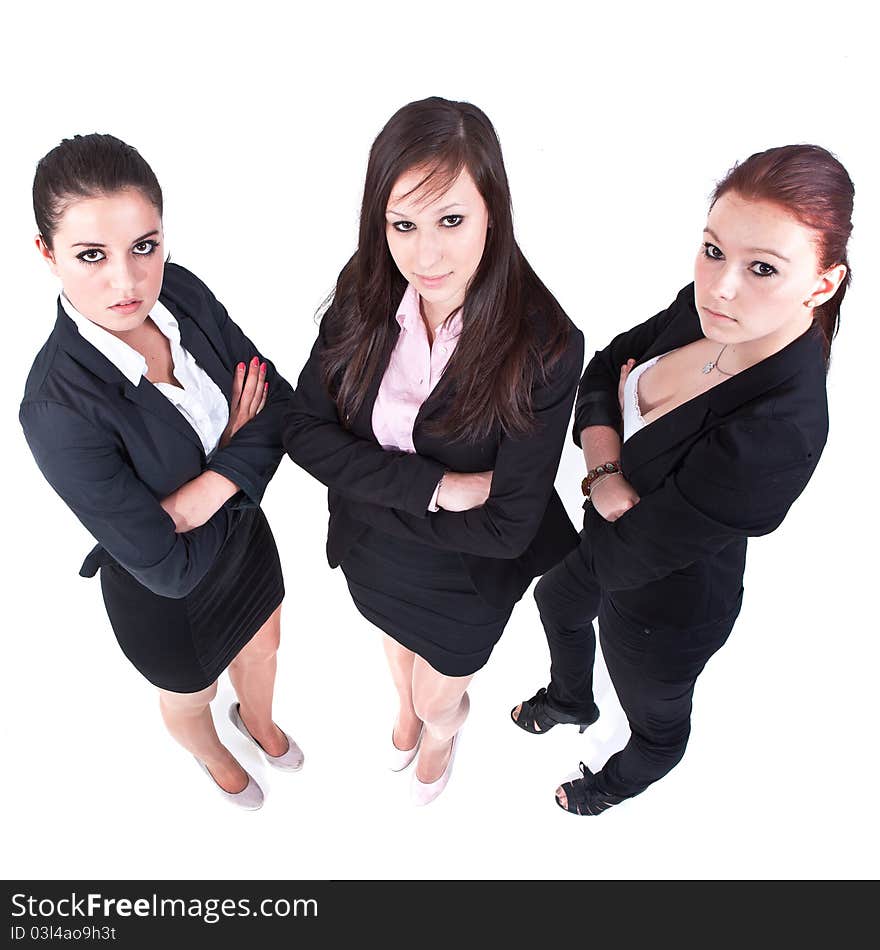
left=385, top=165, right=490, bottom=316
left=37, top=188, right=164, bottom=334
left=693, top=191, right=845, bottom=349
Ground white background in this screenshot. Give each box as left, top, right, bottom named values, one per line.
left=1, top=0, right=877, bottom=881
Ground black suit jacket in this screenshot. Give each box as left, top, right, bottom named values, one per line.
left=573, top=283, right=828, bottom=629
left=20, top=263, right=292, bottom=599
left=283, top=305, right=585, bottom=609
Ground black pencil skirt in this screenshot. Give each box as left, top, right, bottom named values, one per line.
left=99, top=507, right=285, bottom=693
left=340, top=526, right=514, bottom=677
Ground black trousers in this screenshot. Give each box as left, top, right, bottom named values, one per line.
left=536, top=539, right=740, bottom=800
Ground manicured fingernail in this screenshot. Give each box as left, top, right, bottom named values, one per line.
left=264, top=382, right=269, bottom=392
left=237, top=362, right=245, bottom=371
left=251, top=356, right=259, bottom=366
left=260, top=362, right=267, bottom=373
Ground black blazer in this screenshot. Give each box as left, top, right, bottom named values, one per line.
left=283, top=305, right=585, bottom=609
left=20, top=263, right=292, bottom=599
left=573, top=283, right=828, bottom=629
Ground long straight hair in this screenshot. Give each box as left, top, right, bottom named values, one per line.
left=321, top=97, right=570, bottom=442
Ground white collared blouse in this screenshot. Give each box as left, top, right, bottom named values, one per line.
left=61, top=294, right=229, bottom=456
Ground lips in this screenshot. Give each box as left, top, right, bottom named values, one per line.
left=109, top=298, right=143, bottom=315
left=417, top=272, right=452, bottom=287
left=703, top=306, right=736, bottom=322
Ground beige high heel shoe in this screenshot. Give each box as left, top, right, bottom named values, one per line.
left=194, top=757, right=264, bottom=810
left=229, top=703, right=304, bottom=772
left=390, top=723, right=423, bottom=772
left=410, top=731, right=460, bottom=806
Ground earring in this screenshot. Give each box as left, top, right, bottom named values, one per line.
left=804, top=300, right=815, bottom=308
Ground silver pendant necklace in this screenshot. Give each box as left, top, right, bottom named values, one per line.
left=702, top=344, right=733, bottom=376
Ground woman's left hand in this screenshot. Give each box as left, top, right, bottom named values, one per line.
left=437, top=471, right=494, bottom=511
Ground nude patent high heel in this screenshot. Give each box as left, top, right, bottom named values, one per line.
left=390, top=723, right=423, bottom=772
left=410, top=731, right=460, bottom=806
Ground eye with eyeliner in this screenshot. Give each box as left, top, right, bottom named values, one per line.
left=133, top=239, right=160, bottom=256
left=749, top=261, right=777, bottom=278
left=76, top=239, right=160, bottom=265
left=76, top=248, right=106, bottom=265
left=390, top=215, right=464, bottom=233
left=702, top=242, right=777, bottom=278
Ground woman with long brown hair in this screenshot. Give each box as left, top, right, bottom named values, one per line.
left=284, top=97, right=584, bottom=805
left=511, top=144, right=853, bottom=816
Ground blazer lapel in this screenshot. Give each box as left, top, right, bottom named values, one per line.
left=120, top=378, right=207, bottom=450
left=623, top=314, right=826, bottom=476
left=52, top=302, right=205, bottom=453
left=159, top=292, right=234, bottom=400
left=621, top=302, right=709, bottom=473
left=622, top=395, right=712, bottom=475
left=176, top=309, right=233, bottom=397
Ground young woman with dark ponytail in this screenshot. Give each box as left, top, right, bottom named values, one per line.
left=284, top=97, right=584, bottom=806
left=21, top=134, right=303, bottom=810
left=511, top=144, right=853, bottom=815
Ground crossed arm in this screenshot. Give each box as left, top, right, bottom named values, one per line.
left=283, top=311, right=585, bottom=559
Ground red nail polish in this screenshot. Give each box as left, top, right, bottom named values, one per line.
left=264, top=382, right=269, bottom=391
left=237, top=362, right=245, bottom=371
left=251, top=356, right=259, bottom=365
left=260, top=362, right=267, bottom=373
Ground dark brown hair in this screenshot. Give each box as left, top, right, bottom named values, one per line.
left=33, top=133, right=163, bottom=249
left=320, top=96, right=570, bottom=442
left=712, top=144, right=854, bottom=363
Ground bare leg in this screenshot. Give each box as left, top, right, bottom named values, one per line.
left=382, top=634, right=422, bottom=751
left=159, top=681, right=248, bottom=794
left=227, top=605, right=288, bottom=757
left=411, top=656, right=473, bottom=783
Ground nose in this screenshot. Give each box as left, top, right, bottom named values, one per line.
left=107, top=253, right=140, bottom=296
left=414, top=229, right=443, bottom=273
left=710, top=262, right=739, bottom=302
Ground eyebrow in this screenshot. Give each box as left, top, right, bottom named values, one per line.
left=703, top=227, right=790, bottom=263
left=386, top=203, right=466, bottom=217
left=70, top=230, right=160, bottom=248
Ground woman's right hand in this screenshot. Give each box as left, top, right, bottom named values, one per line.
left=590, top=474, right=640, bottom=522
left=437, top=471, right=493, bottom=512
left=618, top=358, right=636, bottom=413
left=220, top=356, right=268, bottom=448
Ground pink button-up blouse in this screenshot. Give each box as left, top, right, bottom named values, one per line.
left=372, top=283, right=462, bottom=510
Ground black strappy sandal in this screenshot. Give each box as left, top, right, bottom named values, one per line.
left=510, top=687, right=599, bottom=735
left=556, top=762, right=625, bottom=816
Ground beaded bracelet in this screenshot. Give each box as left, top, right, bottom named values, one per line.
left=582, top=461, right=622, bottom=502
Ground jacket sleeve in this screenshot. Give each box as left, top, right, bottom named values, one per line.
left=282, top=309, right=447, bottom=516
left=20, top=399, right=235, bottom=599
left=344, top=328, right=585, bottom=559
left=171, top=265, right=292, bottom=505
left=573, top=285, right=693, bottom=442
left=580, top=415, right=819, bottom=590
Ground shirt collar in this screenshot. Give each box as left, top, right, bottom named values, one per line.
left=395, top=283, right=463, bottom=339
left=60, top=295, right=183, bottom=386
left=60, top=294, right=147, bottom=386
left=147, top=298, right=183, bottom=345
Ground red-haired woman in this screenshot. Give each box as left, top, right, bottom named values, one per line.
left=284, top=97, right=584, bottom=805
left=512, top=145, right=853, bottom=815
